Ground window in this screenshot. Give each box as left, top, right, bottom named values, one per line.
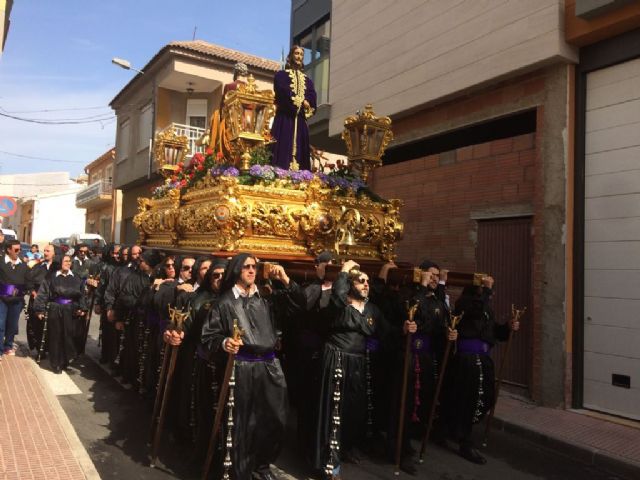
left=294, top=16, right=330, bottom=105
left=186, top=99, right=207, bottom=130
left=116, top=118, right=130, bottom=162
left=138, top=103, right=153, bottom=151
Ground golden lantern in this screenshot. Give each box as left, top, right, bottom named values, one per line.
left=154, top=129, right=189, bottom=177
left=342, top=104, right=393, bottom=183
left=223, top=74, right=275, bottom=172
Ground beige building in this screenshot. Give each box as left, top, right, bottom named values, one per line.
left=76, top=148, right=117, bottom=241
left=110, top=40, right=280, bottom=243
left=292, top=0, right=640, bottom=420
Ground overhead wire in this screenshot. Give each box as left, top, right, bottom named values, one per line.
left=0, top=150, right=89, bottom=164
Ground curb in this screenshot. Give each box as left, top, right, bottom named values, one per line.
left=28, top=350, right=102, bottom=480
left=493, top=415, right=640, bottom=480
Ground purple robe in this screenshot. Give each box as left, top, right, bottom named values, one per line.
left=270, top=69, right=317, bottom=170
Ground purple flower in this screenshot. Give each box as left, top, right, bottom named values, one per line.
left=224, top=166, right=239, bottom=177
left=274, top=167, right=289, bottom=179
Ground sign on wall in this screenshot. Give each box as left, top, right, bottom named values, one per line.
left=0, top=196, right=17, bottom=217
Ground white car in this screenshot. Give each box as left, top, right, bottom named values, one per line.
left=69, top=233, right=106, bottom=250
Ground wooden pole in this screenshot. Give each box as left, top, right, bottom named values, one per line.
left=418, top=313, right=463, bottom=463
left=393, top=302, right=419, bottom=475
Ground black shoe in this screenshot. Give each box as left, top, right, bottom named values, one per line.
left=342, top=449, right=362, bottom=464
left=252, top=471, right=276, bottom=480
left=399, top=457, right=417, bottom=475
left=460, top=445, right=487, bottom=465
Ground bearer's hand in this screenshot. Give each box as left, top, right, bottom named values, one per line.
left=447, top=327, right=458, bottom=342
left=440, top=269, right=448, bottom=284
left=177, top=283, right=194, bottom=293
left=152, top=278, right=164, bottom=290
left=86, top=278, right=99, bottom=288
left=37, top=313, right=44, bottom=320
left=107, top=309, right=115, bottom=322
left=510, top=319, right=520, bottom=332
left=482, top=275, right=495, bottom=289
left=269, top=264, right=290, bottom=286
left=403, top=320, right=417, bottom=335
left=31, top=290, right=37, bottom=299
left=163, top=329, right=184, bottom=346
left=341, top=260, right=359, bottom=273
left=223, top=336, right=243, bottom=354
left=115, top=321, right=124, bottom=331
left=420, top=270, right=433, bottom=287
left=75, top=310, right=85, bottom=317
left=378, top=262, right=397, bottom=282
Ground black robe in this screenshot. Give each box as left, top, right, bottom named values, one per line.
left=25, top=261, right=55, bottom=351
left=103, top=263, right=136, bottom=367
left=201, top=285, right=293, bottom=480
left=112, top=268, right=154, bottom=385
left=443, top=286, right=508, bottom=447
left=312, top=272, right=388, bottom=472
left=34, top=272, right=86, bottom=369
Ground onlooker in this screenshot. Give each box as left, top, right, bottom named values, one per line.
left=27, top=244, right=43, bottom=261
left=0, top=240, right=29, bottom=359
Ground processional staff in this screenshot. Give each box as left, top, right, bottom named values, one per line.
left=394, top=301, right=419, bottom=476
left=419, top=312, right=463, bottom=464
left=202, top=319, right=245, bottom=480
left=482, top=304, right=526, bottom=447
left=149, top=305, right=189, bottom=468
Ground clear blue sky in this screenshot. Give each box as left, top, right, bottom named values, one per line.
left=0, top=0, right=290, bottom=177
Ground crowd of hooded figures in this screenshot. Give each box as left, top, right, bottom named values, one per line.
left=6, top=239, right=520, bottom=480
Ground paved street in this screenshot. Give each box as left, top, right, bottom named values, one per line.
left=12, top=313, right=626, bottom=480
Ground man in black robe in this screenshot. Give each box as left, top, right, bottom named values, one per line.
left=443, top=276, right=519, bottom=465
left=34, top=254, right=87, bottom=373
left=26, top=243, right=56, bottom=353
left=104, top=245, right=141, bottom=372
left=386, top=260, right=457, bottom=474
left=201, top=253, right=301, bottom=480
left=312, top=260, right=390, bottom=479
left=93, top=243, right=120, bottom=363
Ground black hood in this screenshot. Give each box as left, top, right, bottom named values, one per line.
left=220, top=252, right=255, bottom=293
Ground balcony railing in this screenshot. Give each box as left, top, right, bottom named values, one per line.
left=157, top=123, right=206, bottom=160
left=76, top=179, right=113, bottom=207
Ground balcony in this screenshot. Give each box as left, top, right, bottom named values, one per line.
left=157, top=123, right=206, bottom=161
left=76, top=179, right=113, bottom=209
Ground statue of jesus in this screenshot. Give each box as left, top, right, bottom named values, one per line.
left=270, top=45, right=317, bottom=171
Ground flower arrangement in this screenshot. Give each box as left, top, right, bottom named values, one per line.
left=152, top=148, right=374, bottom=200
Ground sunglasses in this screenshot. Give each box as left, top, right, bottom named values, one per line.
left=211, top=272, right=223, bottom=279
left=181, top=265, right=193, bottom=271
left=354, top=277, right=369, bottom=285
left=242, top=264, right=257, bottom=271
left=165, top=263, right=175, bottom=268
left=11, top=248, right=20, bottom=253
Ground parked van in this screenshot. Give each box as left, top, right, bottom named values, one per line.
left=69, top=233, right=106, bottom=250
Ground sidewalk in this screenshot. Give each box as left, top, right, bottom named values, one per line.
left=493, top=393, right=640, bottom=480
left=0, top=349, right=100, bottom=480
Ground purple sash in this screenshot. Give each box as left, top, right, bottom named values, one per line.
left=54, top=298, right=73, bottom=305
left=365, top=337, right=380, bottom=353
left=0, top=284, right=23, bottom=297
left=146, top=311, right=161, bottom=328
left=411, top=334, right=432, bottom=354
left=457, top=338, right=491, bottom=355
left=236, top=349, right=276, bottom=362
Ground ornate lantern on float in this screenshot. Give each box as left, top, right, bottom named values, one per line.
left=223, top=75, right=275, bottom=172
left=153, top=129, right=189, bottom=177
left=342, top=104, right=394, bottom=183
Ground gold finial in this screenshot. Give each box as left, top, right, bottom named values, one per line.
left=511, top=304, right=527, bottom=322
left=232, top=319, right=245, bottom=341
left=450, top=312, right=464, bottom=330
left=168, top=305, right=190, bottom=332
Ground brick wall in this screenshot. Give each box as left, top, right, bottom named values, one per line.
left=370, top=132, right=537, bottom=273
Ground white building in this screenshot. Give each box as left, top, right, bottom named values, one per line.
left=0, top=172, right=86, bottom=244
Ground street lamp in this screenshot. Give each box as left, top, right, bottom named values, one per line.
left=111, top=57, right=144, bottom=75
